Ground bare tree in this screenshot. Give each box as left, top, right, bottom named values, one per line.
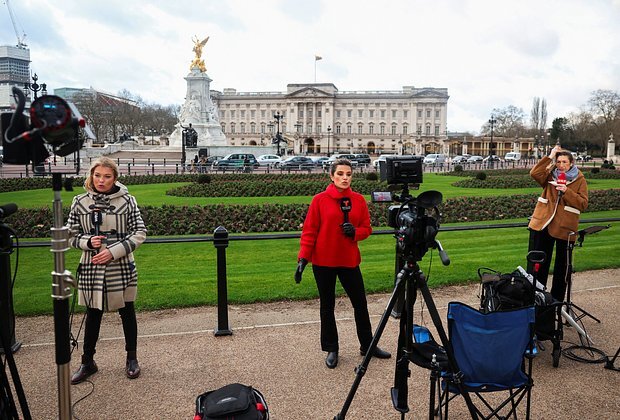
left=481, top=105, right=526, bottom=138
left=587, top=89, right=620, bottom=154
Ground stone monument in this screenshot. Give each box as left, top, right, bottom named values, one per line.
left=169, top=36, right=226, bottom=148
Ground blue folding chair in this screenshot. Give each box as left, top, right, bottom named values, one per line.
left=437, top=302, right=536, bottom=419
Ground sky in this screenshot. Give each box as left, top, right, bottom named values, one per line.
left=2, top=0, right=619, bottom=134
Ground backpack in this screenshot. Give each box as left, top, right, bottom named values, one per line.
left=195, top=383, right=269, bottom=420
left=479, top=268, right=535, bottom=312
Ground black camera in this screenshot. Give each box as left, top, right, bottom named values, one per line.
left=1, top=87, right=92, bottom=172
left=372, top=156, right=442, bottom=261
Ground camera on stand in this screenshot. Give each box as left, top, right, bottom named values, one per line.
left=336, top=157, right=478, bottom=419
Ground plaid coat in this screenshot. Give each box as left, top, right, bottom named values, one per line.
left=67, top=182, right=147, bottom=311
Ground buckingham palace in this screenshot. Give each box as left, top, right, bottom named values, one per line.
left=211, top=83, right=454, bottom=156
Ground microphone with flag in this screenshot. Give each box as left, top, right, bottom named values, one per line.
left=340, top=197, right=355, bottom=238
left=557, top=171, right=566, bottom=198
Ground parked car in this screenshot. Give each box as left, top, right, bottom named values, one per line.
left=504, top=152, right=521, bottom=161
left=257, top=154, right=282, bottom=167
left=467, top=155, right=484, bottom=163
left=451, top=155, right=469, bottom=164
left=577, top=154, right=592, bottom=162
left=322, top=154, right=359, bottom=170
left=483, top=155, right=502, bottom=163
left=214, top=153, right=259, bottom=168
left=423, top=153, right=447, bottom=165
left=308, top=156, right=329, bottom=167
left=279, top=156, right=315, bottom=169
left=352, top=153, right=371, bottom=166
left=372, top=154, right=397, bottom=169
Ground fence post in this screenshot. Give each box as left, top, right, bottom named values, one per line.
left=213, top=226, right=232, bottom=336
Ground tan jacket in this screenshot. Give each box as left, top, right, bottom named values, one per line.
left=528, top=157, right=588, bottom=241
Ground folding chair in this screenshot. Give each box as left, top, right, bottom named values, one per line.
left=437, top=302, right=536, bottom=419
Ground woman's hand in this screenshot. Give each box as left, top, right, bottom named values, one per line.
left=549, top=145, right=562, bottom=160
left=91, top=248, right=113, bottom=265
left=556, top=183, right=568, bottom=194
left=90, top=235, right=106, bottom=249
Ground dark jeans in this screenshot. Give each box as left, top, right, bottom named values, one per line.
left=82, top=301, right=138, bottom=364
left=528, top=228, right=571, bottom=302
left=312, top=265, right=373, bottom=352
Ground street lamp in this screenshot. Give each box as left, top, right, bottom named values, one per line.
left=149, top=128, right=156, bottom=145
left=271, top=111, right=286, bottom=156
left=488, top=115, right=497, bottom=168
left=24, top=73, right=47, bottom=99
left=327, top=125, right=332, bottom=156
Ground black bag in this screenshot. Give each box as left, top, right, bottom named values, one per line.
left=195, top=383, right=269, bottom=420
left=479, top=268, right=535, bottom=312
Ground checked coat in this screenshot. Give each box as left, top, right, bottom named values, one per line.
left=67, top=182, right=147, bottom=311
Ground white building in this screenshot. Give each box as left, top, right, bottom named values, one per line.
left=0, top=45, right=30, bottom=112
left=212, top=83, right=450, bottom=156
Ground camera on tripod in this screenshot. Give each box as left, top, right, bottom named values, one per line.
left=372, top=156, right=443, bottom=261
left=1, top=87, right=93, bottom=174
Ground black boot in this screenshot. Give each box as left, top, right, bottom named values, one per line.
left=71, top=360, right=98, bottom=385
left=126, top=355, right=141, bottom=379
left=325, top=351, right=339, bottom=369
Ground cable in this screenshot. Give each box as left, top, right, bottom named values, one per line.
left=562, top=342, right=607, bottom=364
left=71, top=379, right=95, bottom=420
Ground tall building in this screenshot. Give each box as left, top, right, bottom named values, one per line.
left=212, top=83, right=450, bottom=156
left=0, top=45, right=30, bottom=111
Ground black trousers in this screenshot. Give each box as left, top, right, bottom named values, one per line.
left=312, top=265, right=373, bottom=352
left=528, top=228, right=571, bottom=302
left=82, top=301, right=138, bottom=364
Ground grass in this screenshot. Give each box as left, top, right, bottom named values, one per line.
left=2, top=175, right=619, bottom=208
left=11, top=212, right=620, bottom=316
left=4, top=172, right=618, bottom=316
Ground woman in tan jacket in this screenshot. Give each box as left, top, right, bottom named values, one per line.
left=528, top=145, right=588, bottom=301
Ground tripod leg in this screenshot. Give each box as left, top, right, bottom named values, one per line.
left=604, top=347, right=620, bottom=371
left=334, top=269, right=406, bottom=420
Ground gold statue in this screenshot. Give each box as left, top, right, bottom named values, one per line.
left=190, top=35, right=209, bottom=72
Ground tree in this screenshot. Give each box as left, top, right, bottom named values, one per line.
left=587, top=89, right=620, bottom=155
left=549, top=117, right=574, bottom=148
left=480, top=105, right=526, bottom=138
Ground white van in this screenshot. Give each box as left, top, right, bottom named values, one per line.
left=504, top=152, right=521, bottom=161
left=423, top=154, right=447, bottom=165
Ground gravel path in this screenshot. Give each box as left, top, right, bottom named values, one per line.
left=10, top=269, right=620, bottom=419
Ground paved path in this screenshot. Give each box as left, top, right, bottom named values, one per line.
left=11, top=269, right=620, bottom=419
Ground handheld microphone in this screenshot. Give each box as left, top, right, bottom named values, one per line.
left=340, top=197, right=352, bottom=223
left=0, top=203, right=18, bottom=218
left=91, top=210, right=103, bottom=236
left=557, top=171, right=566, bottom=197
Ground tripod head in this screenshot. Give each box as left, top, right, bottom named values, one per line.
left=575, top=225, right=610, bottom=247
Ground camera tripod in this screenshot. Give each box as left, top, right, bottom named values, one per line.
left=334, top=248, right=478, bottom=419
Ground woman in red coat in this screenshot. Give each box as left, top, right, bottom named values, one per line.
left=528, top=145, right=588, bottom=301
left=295, top=158, right=391, bottom=369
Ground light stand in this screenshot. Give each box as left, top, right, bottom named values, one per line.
left=50, top=173, right=76, bottom=420
left=560, top=226, right=609, bottom=344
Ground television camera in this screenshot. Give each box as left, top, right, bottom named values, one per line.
left=373, top=156, right=446, bottom=262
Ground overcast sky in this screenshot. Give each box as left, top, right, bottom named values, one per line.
left=2, top=0, right=619, bottom=133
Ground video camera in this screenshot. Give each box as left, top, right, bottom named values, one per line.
left=1, top=87, right=93, bottom=174
left=372, top=156, right=443, bottom=261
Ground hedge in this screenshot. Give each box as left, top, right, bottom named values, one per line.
left=8, top=189, right=619, bottom=238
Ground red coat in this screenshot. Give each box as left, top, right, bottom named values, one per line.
left=298, top=183, right=372, bottom=267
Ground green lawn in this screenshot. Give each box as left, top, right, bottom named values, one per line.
left=5, top=173, right=618, bottom=316
left=12, top=212, right=619, bottom=316
left=2, top=175, right=619, bottom=208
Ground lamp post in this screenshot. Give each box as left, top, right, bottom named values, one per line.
left=271, top=111, right=285, bottom=156
left=24, top=73, right=47, bottom=99
left=148, top=128, right=156, bottom=145
left=488, top=115, right=497, bottom=168
left=327, top=125, right=332, bottom=156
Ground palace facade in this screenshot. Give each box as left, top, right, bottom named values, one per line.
left=212, top=83, right=453, bottom=156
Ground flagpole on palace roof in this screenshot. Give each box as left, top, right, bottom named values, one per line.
left=314, top=55, right=322, bottom=83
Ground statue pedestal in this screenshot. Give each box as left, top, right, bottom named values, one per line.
left=169, top=68, right=226, bottom=148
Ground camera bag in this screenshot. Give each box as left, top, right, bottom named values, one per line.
left=195, top=383, right=269, bottom=420
left=479, top=268, right=535, bottom=312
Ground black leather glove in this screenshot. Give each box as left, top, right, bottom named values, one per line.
left=341, top=222, right=356, bottom=238
left=295, top=258, right=308, bottom=284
